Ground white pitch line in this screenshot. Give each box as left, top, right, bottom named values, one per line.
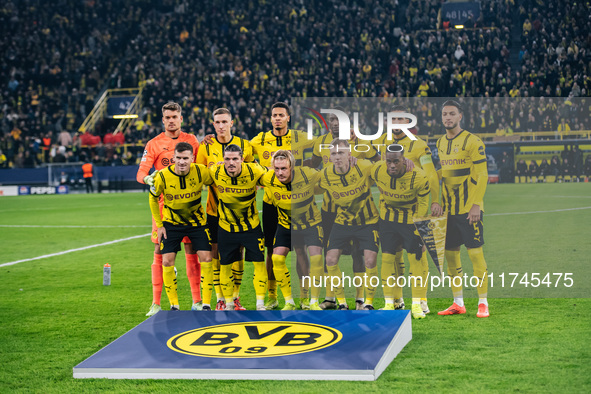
left=488, top=206, right=591, bottom=216
left=0, top=233, right=150, bottom=268
left=0, top=225, right=150, bottom=228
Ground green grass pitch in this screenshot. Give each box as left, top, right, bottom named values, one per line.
left=0, top=183, right=589, bottom=392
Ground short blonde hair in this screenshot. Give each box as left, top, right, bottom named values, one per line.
left=272, top=149, right=294, bottom=169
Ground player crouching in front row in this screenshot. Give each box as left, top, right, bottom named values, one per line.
left=148, top=142, right=214, bottom=311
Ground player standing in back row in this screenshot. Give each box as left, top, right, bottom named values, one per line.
left=250, top=102, right=312, bottom=310
left=436, top=100, right=490, bottom=318
left=137, top=102, right=202, bottom=316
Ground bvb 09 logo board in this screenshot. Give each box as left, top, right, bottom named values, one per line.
left=167, top=321, right=342, bottom=358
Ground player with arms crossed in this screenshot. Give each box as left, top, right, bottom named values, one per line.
left=138, top=102, right=202, bottom=316
left=196, top=108, right=254, bottom=311
left=371, top=147, right=430, bottom=318
left=370, top=104, right=441, bottom=313
left=209, top=144, right=268, bottom=310
left=319, top=139, right=380, bottom=310
left=436, top=100, right=489, bottom=318
left=148, top=142, right=213, bottom=310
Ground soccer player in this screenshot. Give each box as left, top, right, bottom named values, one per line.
left=306, top=112, right=380, bottom=310
left=250, top=102, right=312, bottom=310
left=209, top=144, right=268, bottom=310
left=196, top=108, right=254, bottom=311
left=371, top=147, right=430, bottom=318
left=137, top=102, right=202, bottom=316
left=258, top=150, right=298, bottom=310
left=436, top=100, right=489, bottom=318
left=370, top=105, right=442, bottom=313
left=319, top=139, right=380, bottom=310
left=148, top=142, right=213, bottom=311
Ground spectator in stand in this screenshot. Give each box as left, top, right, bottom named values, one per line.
left=528, top=160, right=539, bottom=183
left=539, top=158, right=549, bottom=182
left=515, top=159, right=527, bottom=183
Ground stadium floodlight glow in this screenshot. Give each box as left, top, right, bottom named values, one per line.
left=455, top=25, right=465, bottom=29
left=113, top=114, right=138, bottom=119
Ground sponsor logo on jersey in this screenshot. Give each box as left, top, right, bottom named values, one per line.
left=217, top=186, right=256, bottom=194
left=166, top=191, right=200, bottom=200
left=377, top=186, right=413, bottom=200
left=263, top=151, right=271, bottom=160
left=167, top=321, right=342, bottom=358
left=331, top=184, right=367, bottom=199
left=441, top=158, right=466, bottom=166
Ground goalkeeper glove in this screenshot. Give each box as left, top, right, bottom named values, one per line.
left=143, top=170, right=159, bottom=186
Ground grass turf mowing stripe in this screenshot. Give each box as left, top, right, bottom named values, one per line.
left=0, top=233, right=150, bottom=268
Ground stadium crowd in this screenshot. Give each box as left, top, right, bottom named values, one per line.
left=0, top=0, right=589, bottom=169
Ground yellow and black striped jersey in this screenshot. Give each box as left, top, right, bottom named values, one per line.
left=319, top=159, right=379, bottom=226
left=371, top=133, right=440, bottom=205
left=209, top=162, right=267, bottom=232
left=436, top=130, right=488, bottom=215
left=312, top=134, right=379, bottom=213
left=250, top=129, right=294, bottom=168
left=196, top=135, right=254, bottom=217
left=312, top=134, right=379, bottom=167
left=259, top=170, right=291, bottom=229
left=149, top=164, right=212, bottom=227
left=250, top=129, right=310, bottom=204
left=291, top=129, right=315, bottom=167
left=291, top=167, right=322, bottom=231
left=370, top=162, right=430, bottom=224
left=371, top=133, right=431, bottom=166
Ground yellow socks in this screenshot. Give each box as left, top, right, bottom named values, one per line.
left=219, top=263, right=234, bottom=303
left=272, top=254, right=293, bottom=302
left=232, top=259, right=244, bottom=299
left=408, top=253, right=429, bottom=299
left=200, top=261, right=213, bottom=307
left=253, top=261, right=268, bottom=301
left=326, top=264, right=345, bottom=303
left=364, top=266, right=378, bottom=305
left=212, top=257, right=222, bottom=301
left=162, top=265, right=178, bottom=307
left=309, top=254, right=324, bottom=301
left=468, top=247, right=488, bottom=298
left=445, top=249, right=463, bottom=299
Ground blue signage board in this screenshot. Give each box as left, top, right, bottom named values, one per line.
left=74, top=310, right=412, bottom=381
left=441, top=2, right=481, bottom=25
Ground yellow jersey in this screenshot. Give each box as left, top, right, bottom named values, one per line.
left=370, top=162, right=430, bottom=224
left=149, top=164, right=212, bottom=227
left=319, top=159, right=379, bottom=226
left=195, top=135, right=254, bottom=217
left=312, top=134, right=378, bottom=213
left=259, top=170, right=291, bottom=229
left=371, top=133, right=440, bottom=205
left=291, top=167, right=322, bottom=231
left=209, top=162, right=267, bottom=232
left=436, top=130, right=488, bottom=215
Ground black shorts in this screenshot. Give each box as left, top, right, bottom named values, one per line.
left=292, top=224, right=324, bottom=249
left=445, top=212, right=485, bottom=249
left=327, top=223, right=380, bottom=253
left=218, top=225, right=265, bottom=265
left=207, top=214, right=219, bottom=244
left=262, top=201, right=278, bottom=249
left=159, top=222, right=212, bottom=255
left=273, top=224, right=291, bottom=249
left=322, top=209, right=355, bottom=255
left=321, top=210, right=336, bottom=249
left=379, top=220, right=423, bottom=259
